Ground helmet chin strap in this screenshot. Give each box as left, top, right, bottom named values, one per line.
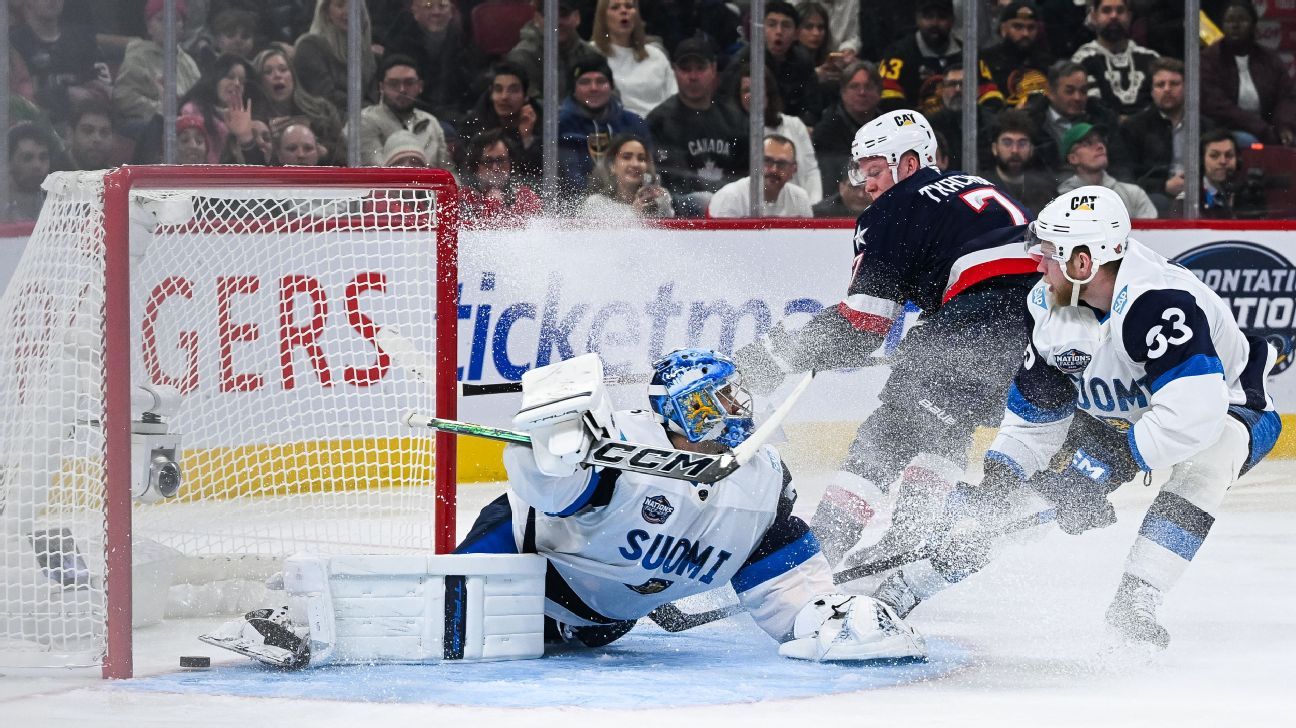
left=1059, top=255, right=1100, bottom=306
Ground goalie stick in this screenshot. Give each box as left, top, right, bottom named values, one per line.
left=382, top=326, right=815, bottom=484
left=646, top=508, right=1059, bottom=632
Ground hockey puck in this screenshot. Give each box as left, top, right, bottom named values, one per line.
left=179, top=655, right=211, bottom=669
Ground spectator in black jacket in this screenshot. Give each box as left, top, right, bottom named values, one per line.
left=1201, top=0, right=1296, bottom=147
left=812, top=61, right=882, bottom=192
left=1119, top=57, right=1208, bottom=215
left=1172, top=128, right=1267, bottom=219
left=1022, top=59, right=1127, bottom=180
left=646, top=38, right=748, bottom=217
left=722, top=2, right=825, bottom=125
left=383, top=0, right=477, bottom=126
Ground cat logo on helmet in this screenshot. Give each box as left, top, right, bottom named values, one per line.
left=895, top=112, right=916, bottom=126
left=1070, top=194, right=1098, bottom=211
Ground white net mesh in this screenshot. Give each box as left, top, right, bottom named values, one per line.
left=0, top=169, right=454, bottom=667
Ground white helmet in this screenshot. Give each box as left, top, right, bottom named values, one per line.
left=1028, top=185, right=1131, bottom=302
left=848, top=109, right=938, bottom=186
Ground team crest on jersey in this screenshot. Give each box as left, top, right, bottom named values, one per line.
left=1113, top=285, right=1129, bottom=314
left=625, top=577, right=674, bottom=595
left=1070, top=194, right=1098, bottom=211
left=641, top=495, right=675, bottom=524
left=1053, top=348, right=1092, bottom=373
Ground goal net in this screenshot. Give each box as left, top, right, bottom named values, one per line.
left=0, top=167, right=459, bottom=677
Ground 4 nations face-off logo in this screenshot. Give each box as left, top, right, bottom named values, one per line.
left=1173, top=241, right=1296, bottom=373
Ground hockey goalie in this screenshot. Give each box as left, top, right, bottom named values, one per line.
left=202, top=349, right=926, bottom=667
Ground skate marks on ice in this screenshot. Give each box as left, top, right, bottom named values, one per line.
left=112, top=619, right=968, bottom=708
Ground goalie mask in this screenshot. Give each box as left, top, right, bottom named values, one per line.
left=648, top=349, right=755, bottom=448
left=1026, top=185, right=1131, bottom=303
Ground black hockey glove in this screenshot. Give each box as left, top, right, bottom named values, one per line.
left=1026, top=468, right=1117, bottom=536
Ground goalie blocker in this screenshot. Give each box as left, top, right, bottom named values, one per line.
left=201, top=554, right=547, bottom=668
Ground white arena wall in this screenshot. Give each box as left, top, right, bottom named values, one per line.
left=2, top=217, right=1294, bottom=483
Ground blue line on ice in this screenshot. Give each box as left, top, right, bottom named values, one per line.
left=115, top=620, right=969, bottom=708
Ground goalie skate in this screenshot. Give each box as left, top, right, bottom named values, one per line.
left=779, top=594, right=926, bottom=662
left=200, top=606, right=310, bottom=669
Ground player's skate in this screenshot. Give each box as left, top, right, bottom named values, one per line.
left=201, top=605, right=310, bottom=669
left=1104, top=574, right=1170, bottom=649
left=779, top=594, right=926, bottom=662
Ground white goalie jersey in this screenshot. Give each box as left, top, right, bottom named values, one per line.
left=990, top=239, right=1276, bottom=478
left=498, top=409, right=790, bottom=627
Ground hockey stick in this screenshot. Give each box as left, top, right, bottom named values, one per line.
left=461, top=372, right=651, bottom=397
left=404, top=369, right=813, bottom=484
left=645, top=508, right=1059, bottom=632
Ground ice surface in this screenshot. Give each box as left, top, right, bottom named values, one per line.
left=2, top=462, right=1292, bottom=727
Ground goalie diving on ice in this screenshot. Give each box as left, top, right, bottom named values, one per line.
left=201, top=349, right=926, bottom=667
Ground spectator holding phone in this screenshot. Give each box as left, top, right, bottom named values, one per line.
left=580, top=133, right=675, bottom=219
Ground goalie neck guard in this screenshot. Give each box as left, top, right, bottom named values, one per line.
left=648, top=349, right=755, bottom=448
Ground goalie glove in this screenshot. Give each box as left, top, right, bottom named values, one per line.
left=779, top=594, right=926, bottom=662
left=513, top=353, right=615, bottom=477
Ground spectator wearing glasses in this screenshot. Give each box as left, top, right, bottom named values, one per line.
left=355, top=55, right=455, bottom=171
left=729, top=63, right=822, bottom=202
left=459, top=128, right=543, bottom=226
left=982, top=109, right=1055, bottom=215
left=814, top=61, right=883, bottom=191
left=708, top=134, right=812, bottom=217
left=580, top=133, right=675, bottom=219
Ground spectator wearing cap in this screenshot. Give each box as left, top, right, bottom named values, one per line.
left=507, top=0, right=605, bottom=103
left=6, top=123, right=53, bottom=221
left=382, top=0, right=476, bottom=125
left=1022, top=59, right=1126, bottom=179
left=980, top=2, right=1054, bottom=108
left=645, top=38, right=748, bottom=218
left=1057, top=122, right=1157, bottom=218
left=1070, top=0, right=1160, bottom=119
left=459, top=128, right=543, bottom=227
left=113, top=0, right=202, bottom=132
left=382, top=131, right=428, bottom=167
left=877, top=0, right=975, bottom=112
left=353, top=55, right=455, bottom=171
left=982, top=109, right=1056, bottom=215
left=557, top=57, right=653, bottom=199
left=460, top=62, right=543, bottom=185
left=1201, top=0, right=1296, bottom=147
left=1120, top=57, right=1212, bottom=215
left=590, top=0, right=677, bottom=118
left=294, top=0, right=377, bottom=115
left=708, top=134, right=812, bottom=217
left=812, top=169, right=872, bottom=218
left=813, top=60, right=882, bottom=191
left=175, top=115, right=209, bottom=165
left=722, top=2, right=825, bottom=125
left=9, top=0, right=111, bottom=126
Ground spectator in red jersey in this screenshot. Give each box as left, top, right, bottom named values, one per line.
left=459, top=129, right=543, bottom=226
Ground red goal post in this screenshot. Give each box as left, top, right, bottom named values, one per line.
left=0, top=166, right=459, bottom=678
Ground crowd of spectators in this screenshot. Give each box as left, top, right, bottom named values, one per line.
left=5, top=0, right=1294, bottom=224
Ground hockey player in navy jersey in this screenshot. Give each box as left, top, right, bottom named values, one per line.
left=455, top=348, right=925, bottom=661
left=868, top=186, right=1281, bottom=648
left=736, top=108, right=1039, bottom=568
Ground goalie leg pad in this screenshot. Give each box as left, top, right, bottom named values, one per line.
left=204, top=554, right=548, bottom=667
left=778, top=594, right=926, bottom=662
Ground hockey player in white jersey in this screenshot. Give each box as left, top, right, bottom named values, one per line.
left=203, top=349, right=925, bottom=667
left=867, top=185, right=1282, bottom=648
left=456, top=348, right=924, bottom=660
